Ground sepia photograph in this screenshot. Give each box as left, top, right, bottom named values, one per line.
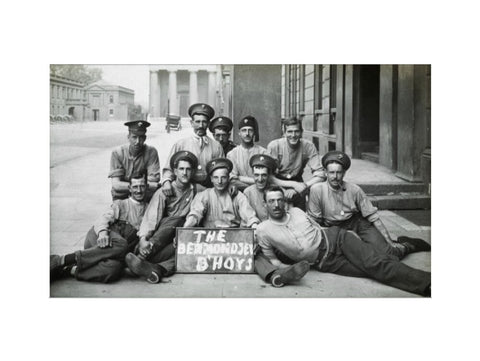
left=50, top=64, right=431, bottom=297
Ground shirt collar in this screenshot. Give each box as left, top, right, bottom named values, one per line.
left=193, top=134, right=209, bottom=145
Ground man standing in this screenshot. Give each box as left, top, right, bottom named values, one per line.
left=267, top=116, right=325, bottom=209
left=109, top=120, right=160, bottom=201
left=209, top=116, right=237, bottom=155
left=307, top=150, right=429, bottom=258
left=227, top=115, right=269, bottom=192
left=50, top=174, right=148, bottom=283
left=124, top=151, right=198, bottom=284
left=162, top=103, right=224, bottom=192
left=256, top=186, right=431, bottom=296
left=183, top=158, right=259, bottom=228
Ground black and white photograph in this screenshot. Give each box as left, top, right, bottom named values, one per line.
left=49, top=64, right=432, bottom=298
left=4, top=1, right=480, bottom=361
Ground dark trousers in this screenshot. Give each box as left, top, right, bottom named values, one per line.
left=141, top=216, right=186, bottom=276
left=318, top=227, right=431, bottom=296
left=74, top=224, right=138, bottom=283
left=335, top=213, right=406, bottom=258
left=254, top=248, right=297, bottom=282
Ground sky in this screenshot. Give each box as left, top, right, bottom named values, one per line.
left=91, top=64, right=150, bottom=109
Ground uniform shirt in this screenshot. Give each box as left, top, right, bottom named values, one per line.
left=267, top=138, right=324, bottom=180
left=109, top=144, right=160, bottom=198
left=162, top=135, right=224, bottom=184
left=256, top=207, right=324, bottom=265
left=187, top=188, right=260, bottom=228
left=243, top=184, right=269, bottom=222
left=227, top=144, right=269, bottom=180
left=307, top=181, right=380, bottom=226
left=138, top=182, right=196, bottom=239
left=94, top=197, right=146, bottom=235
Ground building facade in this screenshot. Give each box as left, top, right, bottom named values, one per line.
left=50, top=75, right=88, bottom=121
left=281, top=64, right=431, bottom=191
left=85, top=80, right=136, bottom=122
left=148, top=65, right=229, bottom=119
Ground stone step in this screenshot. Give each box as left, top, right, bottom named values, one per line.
left=369, top=194, right=431, bottom=210
left=358, top=182, right=427, bottom=195
left=361, top=152, right=379, bottom=163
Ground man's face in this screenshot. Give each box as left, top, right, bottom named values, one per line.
left=128, top=133, right=146, bottom=155
left=191, top=114, right=209, bottom=137
left=173, top=160, right=193, bottom=185
left=265, top=190, right=286, bottom=220
left=253, top=166, right=269, bottom=191
left=238, top=126, right=255, bottom=145
left=213, top=128, right=229, bottom=147
left=326, top=162, right=345, bottom=190
left=210, top=168, right=230, bottom=192
left=129, top=177, right=147, bottom=202
left=284, top=124, right=302, bottom=147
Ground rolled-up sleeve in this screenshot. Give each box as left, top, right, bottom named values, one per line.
left=186, top=192, right=207, bottom=225
left=356, top=188, right=379, bottom=223
left=94, top=202, right=121, bottom=234
left=307, top=183, right=324, bottom=224
left=146, top=148, right=160, bottom=183
left=108, top=149, right=126, bottom=178
left=138, top=190, right=165, bottom=238
left=305, top=142, right=325, bottom=179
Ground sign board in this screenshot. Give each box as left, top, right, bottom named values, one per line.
left=176, top=228, right=255, bottom=274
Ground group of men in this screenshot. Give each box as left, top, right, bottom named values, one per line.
left=51, top=102, right=431, bottom=296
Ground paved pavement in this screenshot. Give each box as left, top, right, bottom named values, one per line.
left=50, top=120, right=431, bottom=298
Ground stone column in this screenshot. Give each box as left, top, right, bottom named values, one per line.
left=189, top=70, right=198, bottom=105
left=208, top=70, right=216, bottom=106
left=149, top=71, right=160, bottom=117
left=168, top=70, right=178, bottom=115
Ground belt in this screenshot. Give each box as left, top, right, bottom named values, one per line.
left=314, top=228, right=330, bottom=270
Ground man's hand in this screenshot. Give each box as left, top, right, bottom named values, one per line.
left=137, top=237, right=152, bottom=259
left=284, top=188, right=298, bottom=201
left=291, top=182, right=307, bottom=194
left=228, top=183, right=238, bottom=198
left=161, top=180, right=174, bottom=196
left=97, top=230, right=111, bottom=248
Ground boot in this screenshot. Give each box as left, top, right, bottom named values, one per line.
left=270, top=260, right=310, bottom=288
left=125, top=253, right=163, bottom=284
left=397, top=236, right=431, bottom=253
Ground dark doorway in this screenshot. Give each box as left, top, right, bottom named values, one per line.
left=68, top=107, right=74, bottom=116
left=93, top=109, right=99, bottom=121
left=355, top=65, right=380, bottom=161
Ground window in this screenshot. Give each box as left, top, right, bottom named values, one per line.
left=314, top=65, right=323, bottom=110
left=109, top=95, right=114, bottom=104
left=109, top=109, right=114, bottom=116
left=299, top=65, right=305, bottom=113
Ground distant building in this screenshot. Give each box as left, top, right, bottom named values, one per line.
left=50, top=75, right=88, bottom=121
left=148, top=65, right=229, bottom=119
left=85, top=80, right=136, bottom=121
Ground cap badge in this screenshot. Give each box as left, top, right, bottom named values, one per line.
left=138, top=122, right=142, bottom=126
left=260, top=156, right=264, bottom=161
left=244, top=119, right=248, bottom=123
left=184, top=151, right=189, bottom=156
left=202, top=104, right=205, bottom=108
left=219, top=118, right=222, bottom=121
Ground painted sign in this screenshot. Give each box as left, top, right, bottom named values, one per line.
left=176, top=228, right=255, bottom=273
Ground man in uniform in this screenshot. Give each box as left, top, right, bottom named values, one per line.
left=109, top=120, right=160, bottom=201
left=50, top=174, right=148, bottom=283
left=307, top=150, right=430, bottom=258
left=244, top=154, right=311, bottom=287
left=124, top=151, right=198, bottom=284
left=227, top=115, right=270, bottom=192
left=268, top=116, right=326, bottom=210
left=256, top=186, right=431, bottom=296
left=183, top=158, right=259, bottom=228
left=209, top=116, right=237, bottom=155
left=162, top=103, right=224, bottom=192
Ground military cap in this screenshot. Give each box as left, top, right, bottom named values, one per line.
left=206, top=158, right=233, bottom=175
left=209, top=116, right=233, bottom=133
left=188, top=103, right=215, bottom=121
left=321, top=151, right=351, bottom=171
left=169, top=150, right=198, bottom=171
left=249, top=154, right=277, bottom=173
left=124, top=120, right=151, bottom=135
left=239, top=115, right=259, bottom=142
